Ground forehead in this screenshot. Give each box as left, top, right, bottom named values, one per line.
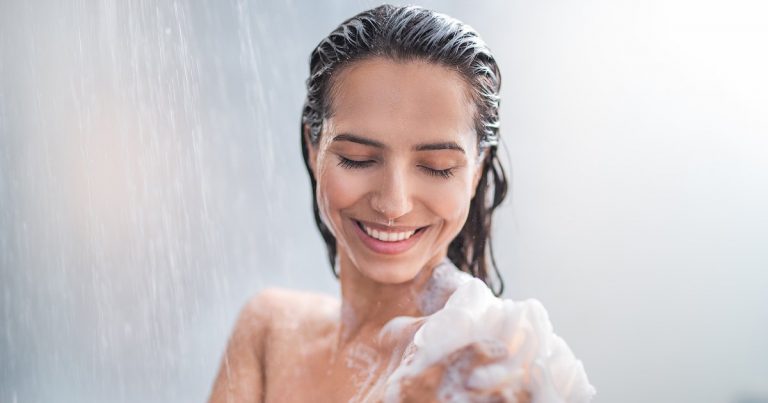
left=327, top=58, right=476, bottom=147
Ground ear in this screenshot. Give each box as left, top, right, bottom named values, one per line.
left=303, top=124, right=318, bottom=176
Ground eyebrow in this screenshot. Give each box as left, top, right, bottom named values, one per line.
left=332, top=133, right=465, bottom=154
left=332, top=133, right=385, bottom=148
left=413, top=142, right=465, bottom=153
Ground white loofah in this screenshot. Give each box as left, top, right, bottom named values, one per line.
left=382, top=271, right=596, bottom=403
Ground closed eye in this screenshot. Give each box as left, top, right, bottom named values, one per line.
left=419, top=166, right=455, bottom=179
left=337, top=156, right=455, bottom=179
left=337, top=156, right=375, bottom=169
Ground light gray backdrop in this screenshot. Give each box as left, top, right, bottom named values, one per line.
left=1, top=0, right=766, bottom=402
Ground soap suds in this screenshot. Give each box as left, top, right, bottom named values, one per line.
left=346, top=342, right=383, bottom=401
left=381, top=261, right=595, bottom=403
left=347, top=260, right=595, bottom=402
left=418, top=259, right=473, bottom=315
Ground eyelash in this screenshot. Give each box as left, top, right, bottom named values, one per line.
left=336, top=157, right=455, bottom=179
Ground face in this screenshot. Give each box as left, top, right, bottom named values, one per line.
left=307, top=58, right=484, bottom=284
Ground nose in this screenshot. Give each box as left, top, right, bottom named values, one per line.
left=370, top=165, right=413, bottom=221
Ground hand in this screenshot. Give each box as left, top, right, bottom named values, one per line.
left=397, top=340, right=531, bottom=403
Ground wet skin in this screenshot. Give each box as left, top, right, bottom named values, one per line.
left=208, top=59, right=516, bottom=402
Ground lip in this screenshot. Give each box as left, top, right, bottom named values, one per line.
left=351, top=219, right=428, bottom=255
left=356, top=219, right=422, bottom=232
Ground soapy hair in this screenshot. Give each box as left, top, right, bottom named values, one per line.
left=300, top=4, right=508, bottom=296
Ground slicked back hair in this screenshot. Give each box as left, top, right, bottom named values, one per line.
left=300, top=4, right=508, bottom=296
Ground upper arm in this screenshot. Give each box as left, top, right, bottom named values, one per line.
left=208, top=289, right=281, bottom=403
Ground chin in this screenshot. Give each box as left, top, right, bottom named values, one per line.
left=349, top=255, right=426, bottom=285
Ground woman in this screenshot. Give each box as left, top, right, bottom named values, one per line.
left=209, top=5, right=593, bottom=402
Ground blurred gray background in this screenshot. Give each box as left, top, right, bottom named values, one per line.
left=1, top=0, right=766, bottom=402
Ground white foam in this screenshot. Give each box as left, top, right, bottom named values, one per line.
left=418, top=260, right=473, bottom=315
left=346, top=343, right=383, bottom=401
left=377, top=263, right=596, bottom=403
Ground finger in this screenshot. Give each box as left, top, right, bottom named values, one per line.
left=516, top=390, right=532, bottom=403
left=470, top=389, right=514, bottom=403
left=466, top=380, right=529, bottom=403
left=398, top=360, right=447, bottom=402
left=466, top=363, right=523, bottom=391
left=399, top=340, right=514, bottom=401
left=472, top=339, right=510, bottom=365
left=446, top=339, right=510, bottom=369
left=465, top=366, right=532, bottom=403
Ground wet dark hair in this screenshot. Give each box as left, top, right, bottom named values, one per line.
left=300, top=4, right=508, bottom=296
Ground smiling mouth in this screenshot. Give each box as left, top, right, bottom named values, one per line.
left=354, top=220, right=427, bottom=243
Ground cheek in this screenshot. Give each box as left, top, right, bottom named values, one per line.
left=421, top=173, right=475, bottom=227
left=316, top=164, right=369, bottom=225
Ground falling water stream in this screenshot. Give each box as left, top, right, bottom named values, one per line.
left=1, top=1, right=767, bottom=402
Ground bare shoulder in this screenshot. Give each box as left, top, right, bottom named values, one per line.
left=208, top=288, right=339, bottom=403
left=233, top=287, right=339, bottom=343
left=246, top=287, right=340, bottom=334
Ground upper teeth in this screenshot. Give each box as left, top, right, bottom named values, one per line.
left=362, top=223, right=416, bottom=242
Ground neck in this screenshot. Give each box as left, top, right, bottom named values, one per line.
left=335, top=253, right=444, bottom=349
